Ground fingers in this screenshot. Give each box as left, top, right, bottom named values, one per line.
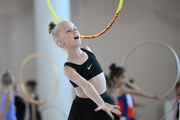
left=95, top=107, right=114, bottom=119
left=113, top=105, right=120, bottom=109
left=94, top=107, right=101, bottom=112
left=111, top=108, right=121, bottom=115
left=104, top=109, right=114, bottom=119
left=95, top=103, right=120, bottom=119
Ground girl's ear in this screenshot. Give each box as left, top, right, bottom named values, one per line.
left=113, top=76, right=118, bottom=82
left=56, top=39, right=64, bottom=47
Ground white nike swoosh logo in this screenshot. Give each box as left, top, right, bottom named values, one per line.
left=87, top=64, right=92, bottom=70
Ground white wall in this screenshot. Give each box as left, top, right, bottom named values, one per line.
left=33, top=0, right=72, bottom=119
left=0, top=0, right=36, bottom=93
left=0, top=0, right=37, bottom=119
left=71, top=0, right=180, bottom=120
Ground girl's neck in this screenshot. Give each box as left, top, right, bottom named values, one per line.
left=4, top=86, right=12, bottom=93
left=115, top=82, right=124, bottom=88
left=67, top=47, right=83, bottom=62
left=28, top=89, right=36, bottom=94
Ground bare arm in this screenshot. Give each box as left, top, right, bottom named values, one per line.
left=120, top=87, right=160, bottom=100
left=28, top=94, right=36, bottom=120
left=29, top=94, right=36, bottom=120
left=31, top=103, right=36, bottom=120
left=125, top=81, right=140, bottom=90
left=0, top=93, right=11, bottom=120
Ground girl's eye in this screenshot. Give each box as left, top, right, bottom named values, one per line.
left=67, top=30, right=71, bottom=32
left=74, top=28, right=77, bottom=30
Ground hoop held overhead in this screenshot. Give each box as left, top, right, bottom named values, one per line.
left=46, top=0, right=124, bottom=39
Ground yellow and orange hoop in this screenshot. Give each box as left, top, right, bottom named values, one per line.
left=46, top=0, right=124, bottom=39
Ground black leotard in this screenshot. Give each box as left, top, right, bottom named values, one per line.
left=15, top=95, right=26, bottom=120
left=64, top=48, right=103, bottom=87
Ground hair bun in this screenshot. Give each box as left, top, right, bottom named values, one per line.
left=3, top=69, right=10, bottom=75
left=109, top=63, right=117, bottom=71
left=48, top=21, right=56, bottom=34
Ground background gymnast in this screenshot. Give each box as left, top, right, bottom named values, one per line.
left=108, top=63, right=163, bottom=120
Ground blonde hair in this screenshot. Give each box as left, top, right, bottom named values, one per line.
left=48, top=20, right=71, bottom=40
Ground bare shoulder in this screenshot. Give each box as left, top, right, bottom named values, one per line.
left=6, top=93, right=12, bottom=101
left=118, top=86, right=127, bottom=95
left=63, top=66, right=75, bottom=76
left=82, top=46, right=92, bottom=52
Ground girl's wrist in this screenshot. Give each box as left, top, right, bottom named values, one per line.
left=97, top=101, right=105, bottom=107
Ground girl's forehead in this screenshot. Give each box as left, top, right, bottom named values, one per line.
left=59, top=22, right=75, bottom=30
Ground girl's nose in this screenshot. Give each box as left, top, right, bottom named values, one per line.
left=73, top=30, right=77, bottom=34
left=73, top=29, right=78, bottom=34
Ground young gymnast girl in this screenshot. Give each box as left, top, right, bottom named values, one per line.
left=48, top=20, right=120, bottom=120
left=0, top=70, right=17, bottom=120
left=109, top=63, right=163, bottom=120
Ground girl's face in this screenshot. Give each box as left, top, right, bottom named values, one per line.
left=115, top=73, right=126, bottom=85
left=26, top=85, right=33, bottom=93
left=57, top=21, right=81, bottom=49
left=0, top=82, right=10, bottom=90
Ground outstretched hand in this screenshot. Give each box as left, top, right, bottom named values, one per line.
left=24, top=94, right=35, bottom=103
left=94, top=102, right=121, bottom=118
left=152, top=94, right=164, bottom=100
